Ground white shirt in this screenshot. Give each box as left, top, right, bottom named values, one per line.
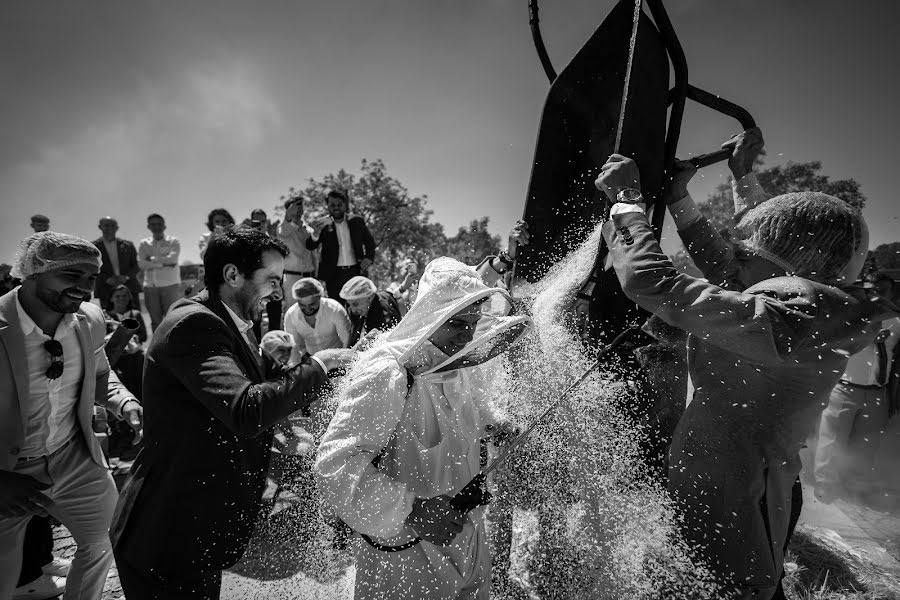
left=102, top=238, right=121, bottom=275
left=284, top=298, right=351, bottom=355
left=842, top=317, right=900, bottom=386
left=277, top=221, right=317, bottom=273
left=138, top=235, right=182, bottom=288
left=16, top=289, right=84, bottom=457
left=334, top=219, right=357, bottom=267
left=221, top=301, right=258, bottom=355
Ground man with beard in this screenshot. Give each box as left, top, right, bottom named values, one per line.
left=306, top=190, right=376, bottom=302
left=283, top=277, right=351, bottom=363
left=111, top=227, right=354, bottom=599
left=0, top=232, right=142, bottom=600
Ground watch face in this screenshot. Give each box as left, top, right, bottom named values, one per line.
left=617, top=188, right=643, bottom=204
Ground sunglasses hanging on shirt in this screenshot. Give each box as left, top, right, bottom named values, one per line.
left=44, top=339, right=64, bottom=380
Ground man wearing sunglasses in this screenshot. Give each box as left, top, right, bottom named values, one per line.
left=0, top=231, right=143, bottom=600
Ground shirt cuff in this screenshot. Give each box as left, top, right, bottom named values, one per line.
left=609, top=202, right=646, bottom=216
left=310, top=355, right=327, bottom=373
left=667, top=194, right=703, bottom=230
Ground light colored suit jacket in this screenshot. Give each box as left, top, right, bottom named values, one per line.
left=0, top=290, right=135, bottom=470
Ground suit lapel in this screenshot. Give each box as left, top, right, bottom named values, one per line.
left=0, top=293, right=30, bottom=437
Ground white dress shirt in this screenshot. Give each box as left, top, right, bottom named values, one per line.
left=221, top=301, right=258, bottom=354
left=138, top=235, right=182, bottom=287
left=334, top=219, right=357, bottom=267
left=277, top=221, right=317, bottom=273
left=16, top=289, right=84, bottom=457
left=284, top=298, right=351, bottom=355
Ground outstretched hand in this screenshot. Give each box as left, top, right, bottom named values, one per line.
left=722, top=127, right=764, bottom=179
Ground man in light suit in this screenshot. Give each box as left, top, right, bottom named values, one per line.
left=0, top=231, right=143, bottom=599
left=93, top=217, right=141, bottom=311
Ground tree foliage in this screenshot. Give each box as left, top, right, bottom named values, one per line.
left=699, top=160, right=867, bottom=234
left=871, top=242, right=900, bottom=272
left=275, top=159, right=503, bottom=287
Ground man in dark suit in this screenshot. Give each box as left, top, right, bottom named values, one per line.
left=93, top=217, right=141, bottom=311
left=306, top=190, right=376, bottom=301
left=111, top=227, right=352, bottom=599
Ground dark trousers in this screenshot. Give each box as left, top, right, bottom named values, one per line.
left=771, top=477, right=803, bottom=600
left=324, top=265, right=361, bottom=303
left=18, top=516, right=53, bottom=586
left=115, top=551, right=222, bottom=600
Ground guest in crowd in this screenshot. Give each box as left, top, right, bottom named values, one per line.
left=199, top=208, right=235, bottom=259
left=0, top=232, right=142, bottom=600
left=93, top=216, right=141, bottom=311
left=277, top=195, right=318, bottom=314
left=1, top=264, right=19, bottom=298
left=29, top=215, right=50, bottom=234
left=284, top=277, right=351, bottom=364
left=339, top=275, right=402, bottom=348
left=138, top=213, right=182, bottom=333
left=815, top=273, right=900, bottom=506
left=245, top=209, right=284, bottom=338
left=306, top=189, right=376, bottom=301
left=111, top=226, right=352, bottom=600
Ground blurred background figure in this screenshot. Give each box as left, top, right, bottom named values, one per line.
left=284, top=278, right=351, bottom=365
left=93, top=217, right=141, bottom=311
left=339, top=275, right=401, bottom=348
left=198, top=208, right=235, bottom=259
left=306, top=189, right=376, bottom=302
left=814, top=273, right=900, bottom=509
left=29, top=214, right=50, bottom=233
left=138, top=213, right=182, bottom=333
left=277, top=195, right=318, bottom=316
left=245, top=208, right=284, bottom=338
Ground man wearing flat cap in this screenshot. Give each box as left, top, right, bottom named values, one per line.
left=0, top=232, right=143, bottom=599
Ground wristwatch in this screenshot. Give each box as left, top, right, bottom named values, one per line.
left=616, top=188, right=644, bottom=205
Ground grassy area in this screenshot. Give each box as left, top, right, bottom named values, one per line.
left=783, top=525, right=900, bottom=600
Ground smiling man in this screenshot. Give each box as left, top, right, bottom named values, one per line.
left=0, top=232, right=142, bottom=600
left=111, top=226, right=354, bottom=600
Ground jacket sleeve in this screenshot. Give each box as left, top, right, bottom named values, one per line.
left=160, top=311, right=327, bottom=436
left=677, top=217, right=737, bottom=286
left=89, top=306, right=135, bottom=417
left=358, top=218, right=376, bottom=261
left=606, top=210, right=821, bottom=364
left=315, top=362, right=416, bottom=538
left=137, top=240, right=161, bottom=271
left=123, top=241, right=140, bottom=279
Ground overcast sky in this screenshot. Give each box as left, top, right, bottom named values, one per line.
left=2, top=0, right=898, bottom=265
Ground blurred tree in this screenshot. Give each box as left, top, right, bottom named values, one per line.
left=276, top=159, right=449, bottom=286
left=440, top=217, right=503, bottom=266
left=699, top=160, right=867, bottom=234
left=871, top=242, right=900, bottom=271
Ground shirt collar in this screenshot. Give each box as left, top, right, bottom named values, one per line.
left=15, top=288, right=76, bottom=338
left=221, top=301, right=252, bottom=335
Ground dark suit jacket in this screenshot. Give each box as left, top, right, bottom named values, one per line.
left=110, top=290, right=326, bottom=578
left=305, top=214, right=376, bottom=283
left=348, top=291, right=401, bottom=347
left=93, top=237, right=141, bottom=308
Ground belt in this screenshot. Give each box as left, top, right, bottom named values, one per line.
left=335, top=265, right=358, bottom=271
left=838, top=379, right=885, bottom=390
left=16, top=434, right=78, bottom=463
left=284, top=270, right=315, bottom=277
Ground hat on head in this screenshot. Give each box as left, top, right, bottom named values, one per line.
left=12, top=232, right=102, bottom=280
left=340, top=276, right=377, bottom=301
left=292, top=277, right=325, bottom=299
left=736, top=191, right=864, bottom=281
left=260, top=329, right=295, bottom=354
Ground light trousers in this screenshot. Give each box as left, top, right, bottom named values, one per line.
left=814, top=382, right=888, bottom=487
left=0, top=435, right=117, bottom=600
left=144, top=283, right=183, bottom=332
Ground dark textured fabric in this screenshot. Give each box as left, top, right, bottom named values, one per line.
left=17, top=516, right=52, bottom=586
left=115, top=552, right=222, bottom=600
left=92, top=237, right=141, bottom=310
left=111, top=290, right=326, bottom=582
left=348, top=291, right=402, bottom=347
